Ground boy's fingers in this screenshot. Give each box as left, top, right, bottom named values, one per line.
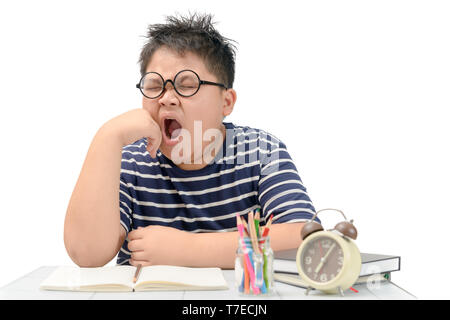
left=146, top=138, right=153, bottom=156
left=131, top=251, right=146, bottom=261
left=127, top=239, right=144, bottom=252
left=147, top=136, right=160, bottom=158
left=128, top=227, right=144, bottom=240
left=130, top=258, right=150, bottom=267
left=146, top=118, right=162, bottom=158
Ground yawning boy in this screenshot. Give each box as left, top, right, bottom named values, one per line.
left=64, top=13, right=316, bottom=268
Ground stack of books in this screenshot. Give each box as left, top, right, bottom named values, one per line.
left=273, top=248, right=400, bottom=289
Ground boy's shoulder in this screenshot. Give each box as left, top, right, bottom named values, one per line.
left=224, top=122, right=288, bottom=171
left=225, top=122, right=284, bottom=147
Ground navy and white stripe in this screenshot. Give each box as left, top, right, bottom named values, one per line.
left=117, top=122, right=316, bottom=265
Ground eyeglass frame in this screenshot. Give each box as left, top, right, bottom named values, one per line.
left=136, top=69, right=229, bottom=99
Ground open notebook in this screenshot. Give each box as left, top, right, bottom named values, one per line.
left=40, top=265, right=228, bottom=292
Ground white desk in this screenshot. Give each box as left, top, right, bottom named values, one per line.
left=0, top=266, right=415, bottom=300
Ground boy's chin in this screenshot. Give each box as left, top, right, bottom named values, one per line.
left=160, top=144, right=209, bottom=168
left=159, top=142, right=189, bottom=162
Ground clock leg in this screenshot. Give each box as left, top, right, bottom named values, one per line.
left=305, top=286, right=312, bottom=296
left=338, top=286, right=344, bottom=297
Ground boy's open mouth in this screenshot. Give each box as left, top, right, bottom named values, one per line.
left=164, top=118, right=182, bottom=141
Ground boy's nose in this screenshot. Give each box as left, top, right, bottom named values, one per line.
left=158, top=83, right=179, bottom=106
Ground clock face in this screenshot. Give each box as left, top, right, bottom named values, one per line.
left=300, top=236, right=344, bottom=283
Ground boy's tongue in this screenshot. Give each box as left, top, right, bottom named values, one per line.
left=168, top=119, right=182, bottom=140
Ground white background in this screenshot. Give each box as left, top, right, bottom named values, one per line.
left=0, top=0, right=449, bottom=299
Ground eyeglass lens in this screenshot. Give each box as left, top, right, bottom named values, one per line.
left=140, top=70, right=199, bottom=98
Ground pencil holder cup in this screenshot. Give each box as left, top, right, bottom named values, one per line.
left=235, top=236, right=274, bottom=295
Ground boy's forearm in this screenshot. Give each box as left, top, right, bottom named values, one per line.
left=64, top=123, right=123, bottom=267
left=187, top=222, right=305, bottom=269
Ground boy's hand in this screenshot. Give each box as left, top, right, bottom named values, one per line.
left=103, top=108, right=162, bottom=158
left=127, top=225, right=192, bottom=267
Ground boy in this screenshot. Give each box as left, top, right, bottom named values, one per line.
left=64, top=13, right=316, bottom=269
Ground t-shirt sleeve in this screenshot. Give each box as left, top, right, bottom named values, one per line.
left=258, top=134, right=317, bottom=224
left=119, top=178, right=133, bottom=234
left=119, top=150, right=135, bottom=235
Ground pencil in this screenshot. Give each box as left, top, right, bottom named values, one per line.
left=133, top=264, right=142, bottom=283
left=240, top=217, right=249, bottom=238
left=261, top=213, right=272, bottom=290
left=254, top=209, right=260, bottom=238
left=248, top=210, right=261, bottom=254
left=241, top=216, right=249, bottom=235
left=262, top=214, right=273, bottom=238
left=236, top=215, right=249, bottom=238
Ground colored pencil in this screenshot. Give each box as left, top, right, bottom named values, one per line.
left=254, top=209, right=260, bottom=237
left=262, top=214, right=273, bottom=238
left=248, top=210, right=260, bottom=254
left=241, top=216, right=249, bottom=235
left=248, top=210, right=267, bottom=293
left=133, top=264, right=142, bottom=283
left=240, top=217, right=249, bottom=238
left=244, top=258, right=250, bottom=294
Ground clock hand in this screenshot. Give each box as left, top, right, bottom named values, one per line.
left=314, top=243, right=336, bottom=274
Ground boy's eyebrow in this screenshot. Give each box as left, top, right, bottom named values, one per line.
left=176, top=74, right=195, bottom=81
left=143, top=78, right=163, bottom=85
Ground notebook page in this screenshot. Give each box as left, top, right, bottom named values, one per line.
left=138, top=265, right=227, bottom=287
left=77, top=266, right=135, bottom=287
left=40, top=266, right=135, bottom=290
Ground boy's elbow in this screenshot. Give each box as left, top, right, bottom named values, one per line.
left=64, top=239, right=107, bottom=267
left=66, top=247, right=108, bottom=268
left=63, top=216, right=125, bottom=268
left=64, top=231, right=115, bottom=268
left=75, top=259, right=107, bottom=268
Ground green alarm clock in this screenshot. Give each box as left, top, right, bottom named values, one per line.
left=295, top=208, right=361, bottom=296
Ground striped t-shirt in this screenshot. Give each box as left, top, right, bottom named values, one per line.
left=117, top=122, right=316, bottom=265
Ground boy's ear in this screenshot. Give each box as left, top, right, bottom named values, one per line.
left=222, top=88, right=237, bottom=117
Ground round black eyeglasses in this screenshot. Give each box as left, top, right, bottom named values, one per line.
left=136, top=69, right=228, bottom=99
